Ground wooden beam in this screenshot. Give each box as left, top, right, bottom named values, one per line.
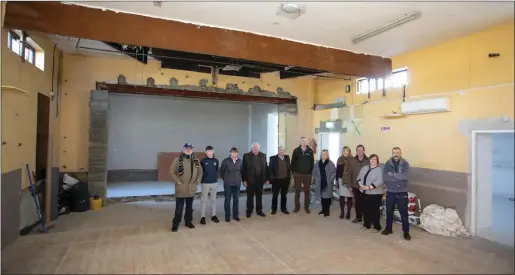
left=96, top=83, right=297, bottom=105
left=1, top=1, right=6, bottom=27
left=4, top=2, right=391, bottom=78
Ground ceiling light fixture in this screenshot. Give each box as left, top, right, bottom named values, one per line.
left=277, top=3, right=306, bottom=20
left=153, top=1, right=162, bottom=8
left=352, top=11, right=421, bottom=44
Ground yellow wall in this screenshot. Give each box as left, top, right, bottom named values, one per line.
left=313, top=21, right=514, bottom=173
left=1, top=28, right=62, bottom=188
left=59, top=54, right=315, bottom=171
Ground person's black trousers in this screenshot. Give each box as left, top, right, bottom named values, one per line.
left=246, top=177, right=264, bottom=214
left=385, top=191, right=410, bottom=233
left=321, top=198, right=332, bottom=216
left=363, top=194, right=382, bottom=230
left=352, top=188, right=364, bottom=220
left=271, top=177, right=290, bottom=212
left=173, top=197, right=194, bottom=227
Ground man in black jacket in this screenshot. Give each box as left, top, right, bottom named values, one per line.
left=290, top=137, right=315, bottom=213
left=241, top=142, right=269, bottom=218
left=269, top=146, right=291, bottom=215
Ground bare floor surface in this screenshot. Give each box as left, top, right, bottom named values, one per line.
left=2, top=194, right=514, bottom=274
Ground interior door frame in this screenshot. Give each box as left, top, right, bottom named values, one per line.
left=470, top=129, right=514, bottom=236
left=317, top=132, right=342, bottom=162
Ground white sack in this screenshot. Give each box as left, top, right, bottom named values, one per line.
left=420, top=204, right=470, bottom=237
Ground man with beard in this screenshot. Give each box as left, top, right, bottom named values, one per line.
left=352, top=144, right=370, bottom=223
left=241, top=142, right=269, bottom=218
left=169, top=143, right=203, bottom=232
left=382, top=147, right=411, bottom=241
left=291, top=137, right=315, bottom=213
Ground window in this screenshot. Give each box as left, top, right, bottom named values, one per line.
left=24, top=44, right=36, bottom=65
left=357, top=68, right=408, bottom=94
left=7, top=30, right=37, bottom=65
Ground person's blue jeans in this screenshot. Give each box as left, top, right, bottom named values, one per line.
left=224, top=184, right=240, bottom=219
left=385, top=191, right=410, bottom=233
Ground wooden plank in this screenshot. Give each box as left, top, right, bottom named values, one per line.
left=95, top=82, right=298, bottom=105
left=4, top=2, right=391, bottom=77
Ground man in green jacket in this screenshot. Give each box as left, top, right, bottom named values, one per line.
left=170, top=143, right=203, bottom=232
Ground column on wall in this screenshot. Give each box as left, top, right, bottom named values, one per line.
left=88, top=90, right=109, bottom=200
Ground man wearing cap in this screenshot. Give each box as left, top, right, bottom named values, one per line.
left=200, top=146, right=220, bottom=225
left=220, top=147, right=243, bottom=222
left=241, top=142, right=269, bottom=218
left=169, top=143, right=203, bottom=232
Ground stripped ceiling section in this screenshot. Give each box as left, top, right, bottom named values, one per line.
left=4, top=2, right=392, bottom=79
left=6, top=1, right=514, bottom=79
left=67, top=1, right=515, bottom=56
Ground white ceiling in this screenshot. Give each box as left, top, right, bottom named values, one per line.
left=67, top=1, right=514, bottom=57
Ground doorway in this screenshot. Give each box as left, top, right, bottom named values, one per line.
left=318, top=132, right=341, bottom=164
left=471, top=130, right=514, bottom=247
left=35, top=93, right=50, bottom=181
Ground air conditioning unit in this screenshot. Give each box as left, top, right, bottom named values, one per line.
left=400, top=97, right=451, bottom=115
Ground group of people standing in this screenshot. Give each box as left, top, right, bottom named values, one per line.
left=168, top=138, right=412, bottom=241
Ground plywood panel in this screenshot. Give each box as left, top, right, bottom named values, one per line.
left=157, top=152, right=206, bottom=182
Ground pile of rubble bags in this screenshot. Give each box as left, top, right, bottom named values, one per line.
left=380, top=192, right=422, bottom=226
left=420, top=204, right=470, bottom=237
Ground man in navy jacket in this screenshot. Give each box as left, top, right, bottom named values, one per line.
left=200, top=146, right=220, bottom=225
left=382, top=147, right=411, bottom=240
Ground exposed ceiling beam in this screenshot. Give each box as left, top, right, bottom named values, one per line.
left=4, top=2, right=392, bottom=78
left=103, top=42, right=149, bottom=64
left=96, top=82, right=297, bottom=105
left=279, top=68, right=324, bottom=79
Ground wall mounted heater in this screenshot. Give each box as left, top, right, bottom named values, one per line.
left=400, top=97, right=451, bottom=115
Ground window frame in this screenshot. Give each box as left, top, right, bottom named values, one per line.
left=24, top=43, right=36, bottom=65
left=7, top=30, right=21, bottom=55
left=6, top=30, right=37, bottom=65
left=356, top=67, right=408, bottom=94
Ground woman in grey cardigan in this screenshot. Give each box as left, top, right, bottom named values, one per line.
left=313, top=149, right=336, bottom=217
left=357, top=154, right=385, bottom=232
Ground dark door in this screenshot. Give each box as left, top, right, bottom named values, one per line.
left=36, top=93, right=50, bottom=181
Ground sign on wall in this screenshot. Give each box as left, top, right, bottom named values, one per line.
left=381, top=126, right=391, bottom=132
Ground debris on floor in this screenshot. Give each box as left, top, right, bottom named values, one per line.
left=420, top=204, right=470, bottom=237
left=380, top=192, right=422, bottom=227
left=58, top=174, right=90, bottom=215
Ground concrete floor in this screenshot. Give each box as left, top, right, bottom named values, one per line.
left=2, top=194, right=514, bottom=274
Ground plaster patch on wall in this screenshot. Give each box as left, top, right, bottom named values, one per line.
left=458, top=116, right=514, bottom=136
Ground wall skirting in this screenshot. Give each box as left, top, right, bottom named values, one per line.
left=1, top=169, right=21, bottom=249
left=408, top=167, right=469, bottom=225
left=107, top=169, right=158, bottom=182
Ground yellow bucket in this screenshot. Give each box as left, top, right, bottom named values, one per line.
left=89, top=197, right=103, bottom=211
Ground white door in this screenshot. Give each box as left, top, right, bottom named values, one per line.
left=491, top=133, right=514, bottom=246
left=318, top=132, right=341, bottom=164
left=475, top=132, right=514, bottom=247
left=318, top=132, right=341, bottom=200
